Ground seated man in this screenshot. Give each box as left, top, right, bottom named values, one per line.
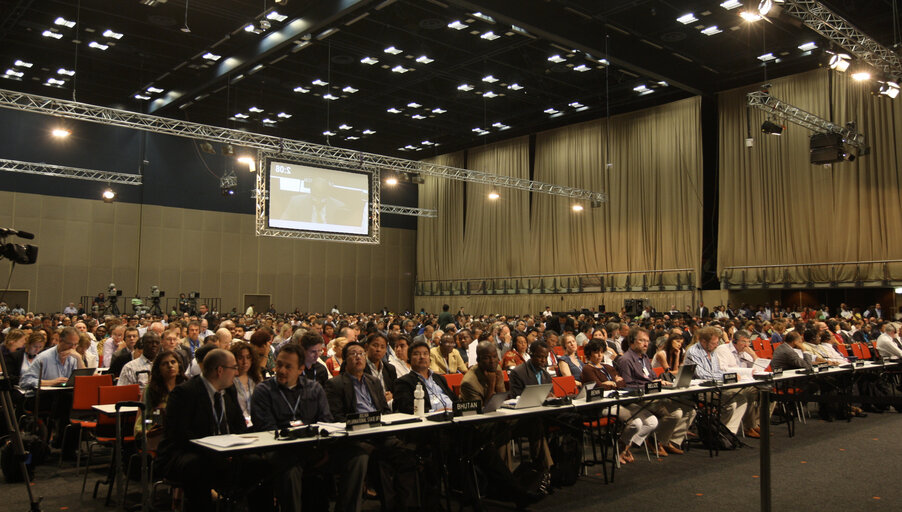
left=394, top=340, right=455, bottom=414
left=252, top=344, right=365, bottom=512
left=616, top=327, right=694, bottom=456
left=507, top=341, right=555, bottom=469
left=157, top=348, right=273, bottom=512
left=772, top=330, right=841, bottom=421
left=714, top=330, right=763, bottom=437
left=875, top=323, right=902, bottom=359
left=295, top=330, right=330, bottom=387
left=363, top=332, right=397, bottom=406
left=109, top=326, right=140, bottom=377
left=118, top=332, right=161, bottom=393
left=685, top=327, right=749, bottom=436
left=429, top=334, right=468, bottom=375
left=325, top=342, right=415, bottom=512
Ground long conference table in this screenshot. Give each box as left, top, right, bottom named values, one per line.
left=187, top=360, right=899, bottom=512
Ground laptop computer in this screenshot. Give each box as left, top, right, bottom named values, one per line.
left=574, top=381, right=595, bottom=400
left=484, top=392, right=508, bottom=413
left=52, top=368, right=96, bottom=388
left=672, top=363, right=696, bottom=389
left=503, top=383, right=553, bottom=409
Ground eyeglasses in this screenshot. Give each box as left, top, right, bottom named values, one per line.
left=346, top=351, right=366, bottom=359
left=221, top=365, right=239, bottom=371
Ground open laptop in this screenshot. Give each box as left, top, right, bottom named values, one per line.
left=484, top=392, right=508, bottom=413
left=503, top=383, right=553, bottom=409
left=51, top=368, right=96, bottom=388
left=671, top=363, right=696, bottom=389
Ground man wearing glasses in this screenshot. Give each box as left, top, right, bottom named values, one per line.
left=157, top=348, right=274, bottom=512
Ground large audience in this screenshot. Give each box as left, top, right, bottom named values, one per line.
left=1, top=298, right=901, bottom=511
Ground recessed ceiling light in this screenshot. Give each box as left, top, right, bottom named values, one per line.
left=472, top=12, right=495, bottom=23
left=407, top=102, right=422, bottom=108
left=323, top=130, right=336, bottom=136
left=88, top=41, right=109, bottom=50
left=57, top=68, right=75, bottom=76
left=633, top=84, right=650, bottom=93
left=482, top=75, right=498, bottom=82
left=146, top=86, right=164, bottom=93
left=798, top=42, right=817, bottom=52
left=244, top=24, right=256, bottom=33
left=544, top=108, right=559, bottom=114
left=472, top=127, right=483, bottom=132
left=46, top=77, right=65, bottom=86
left=262, top=118, right=276, bottom=124
left=421, top=140, right=433, bottom=145
left=384, top=46, right=402, bottom=55
left=677, top=13, right=698, bottom=24
left=233, top=113, right=250, bottom=119
left=362, top=129, right=376, bottom=135
left=701, top=26, right=722, bottom=36
left=342, top=86, right=359, bottom=93
left=312, top=79, right=328, bottom=86
left=346, top=136, right=359, bottom=141
left=387, top=107, right=402, bottom=113
left=277, top=112, right=292, bottom=118
left=448, top=20, right=468, bottom=30
left=361, top=56, right=379, bottom=65
left=480, top=31, right=500, bottom=40
left=415, top=55, right=434, bottom=64
left=338, top=124, right=352, bottom=130
left=293, top=86, right=309, bottom=93
left=491, top=122, right=504, bottom=128
left=323, top=93, right=339, bottom=100
left=573, top=64, right=591, bottom=72
left=457, top=84, right=474, bottom=91
left=482, top=91, right=498, bottom=98
left=266, top=11, right=288, bottom=22
left=739, top=11, right=762, bottom=22
left=248, top=106, right=264, bottom=113
left=42, top=30, right=63, bottom=39
left=720, top=0, right=742, bottom=10
left=405, top=144, right=418, bottom=150
left=411, top=114, right=426, bottom=119
left=202, top=52, right=221, bottom=61
left=4, top=69, right=24, bottom=78
left=102, top=29, right=123, bottom=39
left=14, top=60, right=32, bottom=68
left=432, top=107, right=446, bottom=113
left=568, top=101, right=584, bottom=108
left=548, top=54, right=566, bottom=63
left=54, top=17, right=76, bottom=28
left=507, top=83, right=523, bottom=90
left=134, top=94, right=151, bottom=100
left=658, top=81, right=669, bottom=86
left=391, top=65, right=410, bottom=73
left=757, top=52, right=776, bottom=62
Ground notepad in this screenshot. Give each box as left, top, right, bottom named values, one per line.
left=196, top=434, right=257, bottom=448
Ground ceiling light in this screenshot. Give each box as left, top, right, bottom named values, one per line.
left=415, top=56, right=434, bottom=64
left=757, top=53, right=776, bottom=62
left=4, top=69, right=23, bottom=78
left=42, top=30, right=63, bottom=39
left=220, top=174, right=237, bottom=196
left=134, top=94, right=151, bottom=100
left=548, top=54, right=566, bottom=63
left=88, top=41, right=109, bottom=50
left=385, top=176, right=398, bottom=185
left=338, top=124, right=352, bottom=130
left=851, top=71, right=871, bottom=81
left=677, top=13, right=698, bottom=24
left=244, top=24, right=256, bottom=33
left=384, top=46, right=402, bottom=55
left=57, top=68, right=75, bottom=76
left=761, top=120, right=784, bottom=135
left=277, top=112, right=292, bottom=118
left=266, top=11, right=288, bottom=22
left=323, top=93, right=339, bottom=100
left=544, top=108, right=559, bottom=114
left=54, top=17, right=76, bottom=28
left=472, top=127, right=484, bottom=132
left=14, top=60, right=33, bottom=68
left=701, top=26, right=722, bottom=36
left=362, top=129, right=376, bottom=135
left=572, top=204, right=584, bottom=212
left=568, top=101, right=584, bottom=108
left=342, top=86, right=358, bottom=93
left=482, top=91, right=498, bottom=98
left=323, top=130, right=336, bottom=136
left=46, top=78, right=65, bottom=86
left=758, top=0, right=779, bottom=16
left=202, top=52, right=221, bottom=61
left=102, top=29, right=123, bottom=39
left=312, top=79, right=328, bottom=86
left=233, top=113, right=249, bottom=119
left=488, top=192, right=500, bottom=200
left=102, top=188, right=116, bottom=203
left=293, top=86, right=309, bottom=93
left=391, top=65, right=410, bottom=73
left=573, top=64, right=591, bottom=72
left=720, top=0, right=742, bottom=9
left=472, top=12, right=495, bottom=23
left=432, top=108, right=446, bottom=114
left=739, top=11, right=762, bottom=22
left=457, top=84, right=474, bottom=91
left=387, top=107, right=401, bottom=113
left=51, top=127, right=71, bottom=138
left=237, top=156, right=256, bottom=172
left=480, top=31, right=500, bottom=40
left=421, top=140, right=434, bottom=145
left=482, top=75, right=498, bottom=83
left=879, top=81, right=900, bottom=98
left=411, top=114, right=426, bottom=119
left=407, top=102, right=422, bottom=108
left=633, top=84, right=651, bottom=93
left=448, top=20, right=468, bottom=30
left=248, top=106, right=264, bottom=113
left=491, top=122, right=504, bottom=128
left=798, top=42, right=817, bottom=52
left=507, top=83, right=523, bottom=90
left=828, top=53, right=851, bottom=72
left=262, top=118, right=276, bottom=124
left=146, top=86, right=164, bottom=93
left=361, top=56, right=379, bottom=65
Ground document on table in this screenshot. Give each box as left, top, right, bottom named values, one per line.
left=195, top=434, right=257, bottom=448
left=753, top=358, right=771, bottom=373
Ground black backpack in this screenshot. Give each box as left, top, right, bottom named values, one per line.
left=1, top=432, right=50, bottom=483
left=696, top=418, right=741, bottom=451
left=548, top=431, right=581, bottom=487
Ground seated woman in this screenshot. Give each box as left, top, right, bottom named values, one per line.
left=502, top=333, right=529, bottom=370
left=325, top=337, right=348, bottom=376
left=75, top=332, right=97, bottom=368
left=557, top=333, right=584, bottom=386
left=581, top=340, right=658, bottom=465
left=18, top=332, right=46, bottom=380
left=249, top=328, right=275, bottom=378
left=653, top=333, right=685, bottom=375
left=136, top=350, right=186, bottom=446
left=230, top=342, right=261, bottom=425
left=590, top=327, right=617, bottom=364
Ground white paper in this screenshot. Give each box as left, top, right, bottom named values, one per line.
left=195, top=434, right=257, bottom=448
left=381, top=413, right=423, bottom=425
left=753, top=358, right=771, bottom=372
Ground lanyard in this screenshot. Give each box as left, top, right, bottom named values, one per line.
left=278, top=388, right=303, bottom=421
left=211, top=393, right=227, bottom=434
left=235, top=379, right=253, bottom=414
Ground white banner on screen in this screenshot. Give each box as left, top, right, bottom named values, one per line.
left=267, top=161, right=370, bottom=235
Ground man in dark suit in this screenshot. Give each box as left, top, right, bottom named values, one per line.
left=697, top=302, right=709, bottom=320
left=363, top=333, right=398, bottom=403
left=509, top=341, right=553, bottom=398
left=325, top=342, right=415, bottom=511
left=158, top=349, right=273, bottom=512
left=393, top=340, right=455, bottom=414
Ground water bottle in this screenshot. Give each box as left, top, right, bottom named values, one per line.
left=414, top=383, right=425, bottom=417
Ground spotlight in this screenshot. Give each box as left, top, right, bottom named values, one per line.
left=51, top=127, right=71, bottom=138
left=222, top=144, right=235, bottom=156
left=757, top=0, right=781, bottom=17
left=828, top=53, right=851, bottom=72
left=590, top=199, right=603, bottom=208
left=760, top=120, right=784, bottom=135
left=879, top=81, right=900, bottom=98
left=259, top=19, right=271, bottom=31
left=385, top=174, right=398, bottom=186
left=488, top=192, right=500, bottom=200
left=851, top=70, right=871, bottom=82
left=102, top=188, right=116, bottom=203
left=237, top=156, right=256, bottom=172
left=199, top=141, right=215, bottom=154
left=220, top=173, right=238, bottom=196
left=571, top=204, right=584, bottom=212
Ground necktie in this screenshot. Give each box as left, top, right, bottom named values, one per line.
left=535, top=371, right=542, bottom=384
left=213, top=391, right=225, bottom=434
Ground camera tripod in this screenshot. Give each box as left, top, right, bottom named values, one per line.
left=101, top=296, right=120, bottom=316
left=0, top=352, right=43, bottom=511
left=149, top=297, right=162, bottom=316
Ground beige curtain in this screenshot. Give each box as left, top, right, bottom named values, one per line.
left=417, top=151, right=465, bottom=281
left=718, top=69, right=902, bottom=285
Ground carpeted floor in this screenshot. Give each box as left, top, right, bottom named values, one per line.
left=6, top=411, right=901, bottom=511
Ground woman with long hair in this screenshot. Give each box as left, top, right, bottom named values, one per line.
left=653, top=333, right=685, bottom=373
left=502, top=333, right=529, bottom=370
left=136, top=350, right=186, bottom=442
left=230, top=342, right=261, bottom=424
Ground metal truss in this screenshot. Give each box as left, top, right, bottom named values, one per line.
left=379, top=205, right=437, bottom=218
left=0, top=158, right=142, bottom=185
left=0, top=88, right=606, bottom=203
left=783, top=1, right=902, bottom=79
left=747, top=90, right=868, bottom=151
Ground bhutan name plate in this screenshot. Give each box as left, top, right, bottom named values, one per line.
left=453, top=400, right=482, bottom=417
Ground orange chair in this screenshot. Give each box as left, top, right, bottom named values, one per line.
left=653, top=367, right=666, bottom=378
left=552, top=375, right=577, bottom=397
left=850, top=343, right=864, bottom=360
left=836, top=344, right=850, bottom=358
left=857, top=343, right=872, bottom=360
left=83, top=385, right=141, bottom=498
left=503, top=371, right=510, bottom=391
left=577, top=346, right=585, bottom=363
left=443, top=373, right=464, bottom=397
left=59, top=374, right=113, bottom=470
left=552, top=346, right=565, bottom=357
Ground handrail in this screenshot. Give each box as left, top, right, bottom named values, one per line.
left=723, top=259, right=902, bottom=271
left=417, top=268, right=695, bottom=284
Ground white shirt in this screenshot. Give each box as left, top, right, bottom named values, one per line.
left=713, top=343, right=753, bottom=370
left=876, top=333, right=902, bottom=358
left=118, top=355, right=153, bottom=392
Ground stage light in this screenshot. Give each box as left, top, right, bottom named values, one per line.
left=488, top=192, right=500, bottom=200
left=385, top=175, right=398, bottom=186
left=237, top=156, right=256, bottom=172
left=757, top=0, right=781, bottom=17
left=102, top=188, right=116, bottom=203
left=879, top=81, right=900, bottom=98
left=51, top=127, right=71, bottom=138
left=761, top=120, right=784, bottom=135
left=220, top=173, right=237, bottom=196
left=851, top=70, right=871, bottom=81
left=572, top=204, right=584, bottom=212
left=828, top=53, right=851, bottom=72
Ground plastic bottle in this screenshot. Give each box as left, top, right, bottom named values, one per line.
left=414, top=383, right=425, bottom=417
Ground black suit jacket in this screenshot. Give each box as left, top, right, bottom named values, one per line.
left=157, top=376, right=246, bottom=472
left=363, top=360, right=398, bottom=393
left=508, top=360, right=552, bottom=398
left=324, top=372, right=390, bottom=422
left=698, top=307, right=709, bottom=319
left=1, top=347, right=22, bottom=385
left=393, top=371, right=455, bottom=414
